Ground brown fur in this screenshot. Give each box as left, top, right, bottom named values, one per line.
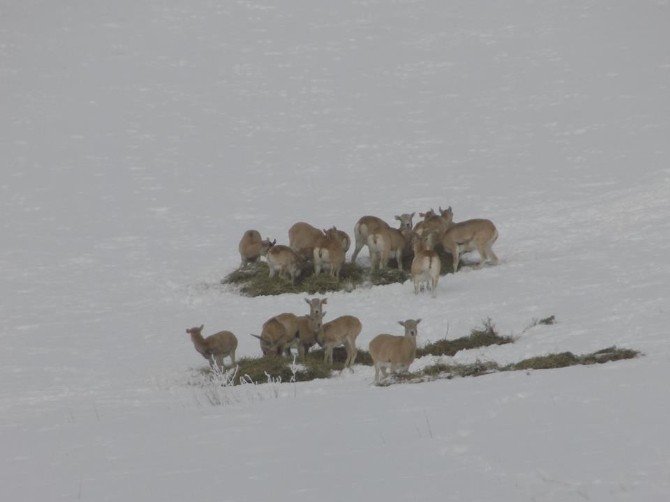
left=441, top=218, right=499, bottom=271
left=316, top=314, right=362, bottom=368
left=368, top=319, right=421, bottom=384
left=288, top=222, right=325, bottom=260
left=251, top=313, right=300, bottom=357
left=186, top=325, right=238, bottom=370
left=313, top=229, right=346, bottom=278
left=260, top=242, right=301, bottom=284
left=238, top=230, right=273, bottom=268
left=410, top=233, right=441, bottom=297
left=414, top=206, right=454, bottom=240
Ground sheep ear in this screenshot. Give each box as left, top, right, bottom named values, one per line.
left=250, top=334, right=262, bottom=340
left=410, top=212, right=415, bottom=218
left=199, top=324, right=204, bottom=330
left=322, top=311, right=327, bottom=318
left=416, top=319, right=422, bottom=324
left=394, top=215, right=401, bottom=221
left=305, top=298, right=310, bottom=305
left=398, top=321, right=406, bottom=327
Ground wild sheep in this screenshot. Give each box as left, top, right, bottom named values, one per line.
left=351, top=213, right=414, bottom=265
left=316, top=313, right=362, bottom=368
left=186, top=325, right=238, bottom=370
left=368, top=319, right=421, bottom=384
left=238, top=230, right=263, bottom=268
left=260, top=240, right=302, bottom=284
left=313, top=229, right=346, bottom=278
left=250, top=313, right=300, bottom=357
left=305, top=297, right=327, bottom=318
left=367, top=213, right=414, bottom=271
left=296, top=297, right=327, bottom=357
left=410, top=233, right=441, bottom=297
left=414, top=206, right=453, bottom=240
left=288, top=222, right=325, bottom=261
left=441, top=218, right=498, bottom=271
left=296, top=312, right=323, bottom=357
left=350, top=215, right=390, bottom=264
left=328, top=227, right=351, bottom=253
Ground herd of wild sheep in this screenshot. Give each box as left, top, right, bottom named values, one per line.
left=187, top=208, right=499, bottom=384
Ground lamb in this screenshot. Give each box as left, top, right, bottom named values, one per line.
left=368, top=319, right=421, bottom=384
left=315, top=313, right=362, bottom=368
left=238, top=230, right=274, bottom=268
left=250, top=313, right=300, bottom=357
left=288, top=222, right=325, bottom=261
left=441, top=218, right=498, bottom=271
left=186, top=325, right=238, bottom=370
left=367, top=214, right=414, bottom=271
left=313, top=228, right=346, bottom=278
left=410, top=233, right=441, bottom=297
left=260, top=240, right=302, bottom=284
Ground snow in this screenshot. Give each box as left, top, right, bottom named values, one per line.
left=2, top=0, right=670, bottom=500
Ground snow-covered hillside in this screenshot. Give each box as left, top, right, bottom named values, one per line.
left=2, top=1, right=669, bottom=500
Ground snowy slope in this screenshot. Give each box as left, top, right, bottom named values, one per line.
left=1, top=1, right=669, bottom=500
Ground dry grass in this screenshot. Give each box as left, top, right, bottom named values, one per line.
left=416, top=318, right=513, bottom=357
left=221, top=248, right=467, bottom=297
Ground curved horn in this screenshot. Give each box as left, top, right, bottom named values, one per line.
left=249, top=334, right=262, bottom=340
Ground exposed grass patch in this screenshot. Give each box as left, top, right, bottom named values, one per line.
left=306, top=347, right=374, bottom=367
left=391, top=346, right=639, bottom=385
left=537, top=315, right=556, bottom=325
left=190, top=315, right=639, bottom=391
left=226, top=356, right=333, bottom=384
left=416, top=318, right=513, bottom=358
left=222, top=261, right=368, bottom=296
left=221, top=248, right=468, bottom=297
left=505, top=346, right=639, bottom=371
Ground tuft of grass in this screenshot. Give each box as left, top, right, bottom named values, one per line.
left=537, top=315, right=556, bottom=325
left=222, top=261, right=369, bottom=297
left=506, top=346, right=639, bottom=371
left=416, top=318, right=513, bottom=358
left=234, top=356, right=297, bottom=384
left=392, top=346, right=639, bottom=385
left=369, top=267, right=409, bottom=286
left=305, top=347, right=374, bottom=367
left=231, top=355, right=335, bottom=384
left=221, top=243, right=480, bottom=298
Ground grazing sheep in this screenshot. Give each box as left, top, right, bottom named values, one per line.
left=250, top=313, right=300, bottom=357
left=313, top=229, right=346, bottom=278
left=288, top=222, right=325, bottom=261
left=260, top=240, right=302, bottom=284
left=414, top=206, right=453, bottom=239
left=368, top=319, right=421, bottom=384
left=350, top=215, right=390, bottom=264
left=441, top=218, right=498, bottom=271
left=367, top=214, right=414, bottom=271
left=186, top=325, right=238, bottom=370
left=238, top=230, right=274, bottom=268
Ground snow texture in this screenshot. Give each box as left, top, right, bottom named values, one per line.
left=1, top=1, right=669, bottom=500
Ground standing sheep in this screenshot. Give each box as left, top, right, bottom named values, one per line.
left=186, top=325, right=238, bottom=370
